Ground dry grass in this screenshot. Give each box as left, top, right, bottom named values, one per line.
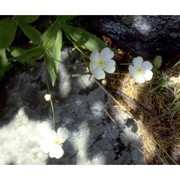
left=107, top=61, right=180, bottom=164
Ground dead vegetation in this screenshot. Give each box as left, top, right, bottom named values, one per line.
left=107, top=61, right=180, bottom=164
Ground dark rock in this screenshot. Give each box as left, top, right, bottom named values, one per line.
left=78, top=15, right=180, bottom=64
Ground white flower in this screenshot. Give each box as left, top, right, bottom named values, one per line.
left=40, top=127, right=69, bottom=159
left=89, top=47, right=116, bottom=80
left=44, top=94, right=51, bottom=101
left=128, top=56, right=153, bottom=83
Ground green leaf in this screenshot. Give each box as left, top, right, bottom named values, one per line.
left=19, top=23, right=41, bottom=45
left=8, top=46, right=26, bottom=57
left=0, top=49, right=12, bottom=78
left=44, top=50, right=57, bottom=85
left=15, top=16, right=39, bottom=24
left=154, top=55, right=162, bottom=69
left=63, top=24, right=109, bottom=52
left=10, top=46, right=44, bottom=65
left=0, top=18, right=17, bottom=49
left=41, top=19, right=60, bottom=48
left=57, top=16, right=76, bottom=24
left=42, top=19, right=62, bottom=86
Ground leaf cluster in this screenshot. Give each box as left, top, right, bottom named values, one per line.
left=0, top=16, right=112, bottom=86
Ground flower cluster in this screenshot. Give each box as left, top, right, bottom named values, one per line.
left=40, top=127, right=69, bottom=159
left=89, top=48, right=153, bottom=84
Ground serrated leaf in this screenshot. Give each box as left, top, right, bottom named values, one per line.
left=0, top=49, right=12, bottom=78
left=42, top=19, right=62, bottom=86
left=63, top=24, right=108, bottom=52
left=154, top=55, right=162, bottom=69
left=19, top=23, right=41, bottom=45
left=0, top=18, right=17, bottom=49
left=10, top=46, right=44, bottom=65
left=15, top=16, right=39, bottom=24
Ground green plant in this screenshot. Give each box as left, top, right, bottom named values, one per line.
left=0, top=15, right=112, bottom=86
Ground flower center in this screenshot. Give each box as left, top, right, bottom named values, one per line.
left=98, top=58, right=105, bottom=68
left=137, top=68, right=143, bottom=73
left=54, top=139, right=59, bottom=145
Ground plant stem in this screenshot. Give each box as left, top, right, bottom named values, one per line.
left=49, top=97, right=56, bottom=130
left=45, top=70, right=56, bottom=130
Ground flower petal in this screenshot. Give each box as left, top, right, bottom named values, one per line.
left=57, top=127, right=69, bottom=143
left=90, top=61, right=99, bottom=72
left=142, top=61, right=153, bottom=70
left=49, top=145, right=64, bottom=159
left=90, top=50, right=99, bottom=62
left=44, top=94, right=51, bottom=101
left=103, top=59, right=116, bottom=73
left=134, top=74, right=145, bottom=83
left=133, top=56, right=143, bottom=68
left=40, top=141, right=51, bottom=153
left=128, top=65, right=136, bottom=77
left=91, top=67, right=105, bottom=80
left=100, top=47, right=114, bottom=60
left=143, top=70, right=153, bottom=81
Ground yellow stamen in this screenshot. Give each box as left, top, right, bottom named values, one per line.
left=54, top=139, right=59, bottom=145
left=98, top=59, right=105, bottom=68
left=137, top=68, right=143, bottom=73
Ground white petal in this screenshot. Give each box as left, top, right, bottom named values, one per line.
left=128, top=65, right=136, bottom=76
left=90, top=61, right=99, bottom=72
left=49, top=145, right=64, bottom=159
left=133, top=56, right=143, bottom=68
left=143, top=70, right=153, bottom=81
left=44, top=94, right=51, bottom=101
left=90, top=50, right=99, bottom=62
left=142, top=61, right=153, bottom=70
left=57, top=127, right=69, bottom=143
left=40, top=141, right=51, bottom=153
left=40, top=131, right=55, bottom=152
left=50, top=131, right=58, bottom=142
left=103, top=59, right=116, bottom=73
left=100, top=47, right=114, bottom=60
left=91, top=67, right=105, bottom=80
left=50, top=130, right=57, bottom=137
left=134, top=74, right=145, bottom=83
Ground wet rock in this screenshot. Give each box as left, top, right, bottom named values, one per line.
left=79, top=15, right=180, bottom=64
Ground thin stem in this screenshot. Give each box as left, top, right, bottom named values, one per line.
left=71, top=72, right=90, bottom=77
left=94, top=79, right=127, bottom=111
left=45, top=70, right=56, bottom=130
left=50, top=97, right=56, bottom=130
left=114, top=90, right=157, bottom=118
